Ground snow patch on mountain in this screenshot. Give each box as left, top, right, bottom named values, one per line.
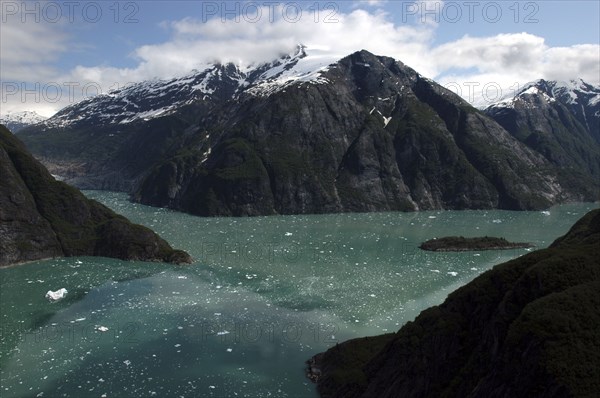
left=486, top=78, right=600, bottom=111
left=0, top=111, right=48, bottom=132
left=245, top=46, right=337, bottom=97
left=34, top=46, right=339, bottom=130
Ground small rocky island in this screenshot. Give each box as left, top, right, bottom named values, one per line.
left=420, top=236, right=533, bottom=252
left=0, top=125, right=192, bottom=267
left=307, top=209, right=600, bottom=398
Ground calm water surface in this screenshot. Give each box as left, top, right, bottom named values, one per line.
left=1, top=192, right=596, bottom=397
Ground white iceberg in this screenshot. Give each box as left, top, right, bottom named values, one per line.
left=45, top=288, right=68, bottom=302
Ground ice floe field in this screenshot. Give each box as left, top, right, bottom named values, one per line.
left=1, top=192, right=594, bottom=397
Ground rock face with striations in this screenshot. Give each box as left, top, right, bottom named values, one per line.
left=485, top=79, right=600, bottom=189
left=18, top=49, right=600, bottom=216
left=133, top=51, right=594, bottom=215
left=308, top=208, right=600, bottom=398
left=0, top=124, right=192, bottom=267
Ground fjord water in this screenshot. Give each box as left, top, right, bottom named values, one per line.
left=0, top=193, right=595, bottom=398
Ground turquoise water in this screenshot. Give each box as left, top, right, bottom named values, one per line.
left=1, top=193, right=596, bottom=397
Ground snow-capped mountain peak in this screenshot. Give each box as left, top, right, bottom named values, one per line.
left=485, top=78, right=600, bottom=145
left=244, top=44, right=337, bottom=96
left=487, top=78, right=600, bottom=111
left=0, top=111, right=48, bottom=133
left=38, top=45, right=340, bottom=130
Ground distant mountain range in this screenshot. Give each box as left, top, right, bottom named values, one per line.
left=0, top=111, right=47, bottom=133
left=485, top=79, right=600, bottom=182
left=16, top=47, right=600, bottom=216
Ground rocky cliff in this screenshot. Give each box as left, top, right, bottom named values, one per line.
left=18, top=49, right=600, bottom=216
left=485, top=79, right=600, bottom=190
left=133, top=51, right=595, bottom=215
left=309, top=208, right=600, bottom=398
left=0, top=124, right=192, bottom=267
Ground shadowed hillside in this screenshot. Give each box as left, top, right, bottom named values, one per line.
left=309, top=209, right=600, bottom=398
left=0, top=124, right=192, bottom=267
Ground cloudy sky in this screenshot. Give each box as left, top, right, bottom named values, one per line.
left=1, top=0, right=599, bottom=116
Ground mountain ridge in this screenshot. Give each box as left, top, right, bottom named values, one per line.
left=0, top=111, right=47, bottom=133
left=0, top=124, right=192, bottom=267
left=484, top=78, right=600, bottom=189
left=17, top=49, right=600, bottom=216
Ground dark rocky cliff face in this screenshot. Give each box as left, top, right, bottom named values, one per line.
left=0, top=124, right=192, bottom=267
left=308, top=208, right=600, bottom=398
left=18, top=51, right=599, bottom=216
left=134, top=51, right=593, bottom=215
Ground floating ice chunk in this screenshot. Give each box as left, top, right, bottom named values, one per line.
left=492, top=219, right=502, bottom=223
left=75, top=317, right=86, bottom=322
left=174, top=344, right=181, bottom=348
left=430, top=269, right=440, bottom=273
left=226, top=348, right=233, bottom=352
left=97, top=326, right=109, bottom=332
left=177, top=276, right=188, bottom=279
left=45, top=288, right=68, bottom=302
left=448, top=271, right=458, bottom=276
left=428, top=216, right=436, bottom=219
left=541, top=211, right=551, bottom=216
left=474, top=253, right=481, bottom=257
left=123, top=360, right=131, bottom=366
left=470, top=267, right=478, bottom=271
left=285, top=232, right=293, bottom=236
left=209, top=386, right=216, bottom=389
left=217, top=331, right=230, bottom=336
left=369, top=294, right=376, bottom=298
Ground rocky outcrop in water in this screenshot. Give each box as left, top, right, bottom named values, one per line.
left=419, top=236, right=533, bottom=251
left=308, top=208, right=600, bottom=398
left=0, top=124, right=192, bottom=267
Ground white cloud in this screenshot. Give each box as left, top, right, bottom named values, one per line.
left=433, top=34, right=600, bottom=107
left=353, top=0, right=389, bottom=7
left=0, top=0, right=72, bottom=82
left=1, top=3, right=598, bottom=116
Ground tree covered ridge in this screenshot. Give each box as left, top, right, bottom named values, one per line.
left=0, top=124, right=192, bottom=266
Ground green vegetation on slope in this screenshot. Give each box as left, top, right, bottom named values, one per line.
left=0, top=124, right=192, bottom=266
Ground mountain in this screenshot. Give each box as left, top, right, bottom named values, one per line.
left=18, top=48, right=599, bottom=216
left=0, top=124, right=192, bottom=267
left=484, top=79, right=600, bottom=189
left=16, top=46, right=336, bottom=192
left=308, top=208, right=600, bottom=398
left=0, top=111, right=47, bottom=133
